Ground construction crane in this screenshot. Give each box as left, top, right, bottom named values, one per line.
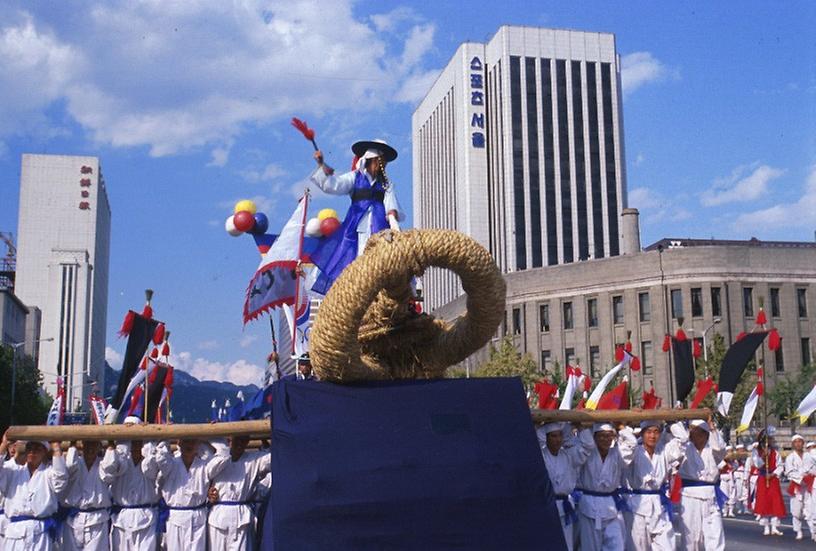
left=0, top=231, right=16, bottom=291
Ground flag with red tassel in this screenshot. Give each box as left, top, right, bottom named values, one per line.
left=624, top=340, right=633, bottom=353
left=161, top=342, right=170, bottom=357
left=693, top=339, right=702, bottom=359
left=614, top=345, right=624, bottom=363
left=675, top=328, right=687, bottom=342
left=768, top=328, right=781, bottom=351
left=642, top=383, right=661, bottom=409
left=149, top=347, right=159, bottom=359
left=118, top=311, right=136, bottom=337
left=630, top=356, right=641, bottom=372
left=152, top=323, right=165, bottom=346
left=756, top=308, right=767, bottom=326
left=597, top=377, right=630, bottom=410
left=662, top=334, right=671, bottom=352
left=690, top=377, right=716, bottom=409
left=534, top=380, right=559, bottom=410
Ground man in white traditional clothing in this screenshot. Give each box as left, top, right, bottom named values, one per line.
left=156, top=438, right=230, bottom=551
left=60, top=440, right=112, bottom=551
left=0, top=440, right=27, bottom=546
left=207, top=435, right=272, bottom=550
left=784, top=434, right=813, bottom=540
left=676, top=418, right=726, bottom=551
left=718, top=445, right=736, bottom=517
left=0, top=435, right=69, bottom=551
left=575, top=422, right=636, bottom=551
left=536, top=422, right=594, bottom=551
left=745, top=442, right=760, bottom=519
left=99, top=416, right=162, bottom=550
left=624, top=420, right=687, bottom=551
left=732, top=444, right=747, bottom=515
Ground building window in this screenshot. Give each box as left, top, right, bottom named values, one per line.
left=563, top=301, right=574, bottom=330
left=798, top=288, right=808, bottom=318
left=572, top=60, right=589, bottom=260
left=539, top=304, right=550, bottom=332
left=601, top=63, right=620, bottom=257
left=691, top=288, right=703, bottom=318
left=590, top=346, right=601, bottom=378
left=509, top=56, right=526, bottom=270
left=565, top=347, right=576, bottom=367
left=743, top=287, right=754, bottom=318
left=671, top=289, right=683, bottom=319
left=541, top=350, right=552, bottom=373
left=711, top=287, right=722, bottom=317
left=612, top=295, right=624, bottom=325
left=587, top=298, right=598, bottom=328
left=770, top=287, right=781, bottom=318
left=556, top=59, right=573, bottom=263
left=525, top=57, right=543, bottom=268
left=541, top=58, right=558, bottom=266
left=640, top=340, right=653, bottom=376
left=512, top=307, right=522, bottom=335
left=586, top=61, right=604, bottom=261
left=638, top=292, right=651, bottom=323
left=775, top=347, right=784, bottom=372
left=802, top=338, right=812, bottom=367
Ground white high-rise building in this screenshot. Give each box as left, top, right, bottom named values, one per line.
left=413, top=26, right=628, bottom=311
left=15, top=154, right=111, bottom=410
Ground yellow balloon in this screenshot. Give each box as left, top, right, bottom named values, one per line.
left=234, top=200, right=257, bottom=215
left=318, top=208, right=338, bottom=221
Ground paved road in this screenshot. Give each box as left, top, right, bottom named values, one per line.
left=724, top=513, right=815, bottom=550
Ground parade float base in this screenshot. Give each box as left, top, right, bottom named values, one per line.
left=262, top=376, right=566, bottom=550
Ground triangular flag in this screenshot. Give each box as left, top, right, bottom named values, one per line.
left=717, top=331, right=769, bottom=416
left=736, top=383, right=762, bottom=433
left=585, top=358, right=626, bottom=410
left=597, top=377, right=629, bottom=410
left=794, top=383, right=816, bottom=424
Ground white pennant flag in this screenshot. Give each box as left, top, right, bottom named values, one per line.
left=794, top=383, right=816, bottom=424
left=736, top=383, right=762, bottom=433
left=559, top=367, right=583, bottom=410
left=585, top=355, right=629, bottom=410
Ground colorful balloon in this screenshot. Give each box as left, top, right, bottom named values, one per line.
left=225, top=215, right=242, bottom=236
left=233, top=210, right=256, bottom=232
left=319, top=217, right=341, bottom=237
left=318, top=208, right=338, bottom=221
left=251, top=212, right=269, bottom=235
left=234, top=199, right=257, bottom=215
left=305, top=217, right=323, bottom=237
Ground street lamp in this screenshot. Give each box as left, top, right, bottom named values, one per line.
left=701, top=318, right=722, bottom=363
left=8, top=337, right=54, bottom=425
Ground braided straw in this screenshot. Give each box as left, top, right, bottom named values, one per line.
left=310, top=229, right=506, bottom=382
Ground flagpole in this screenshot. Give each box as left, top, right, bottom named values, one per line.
left=758, top=296, right=770, bottom=489
left=657, top=245, right=676, bottom=404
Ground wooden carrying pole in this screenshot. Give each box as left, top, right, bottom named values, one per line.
left=6, top=408, right=710, bottom=441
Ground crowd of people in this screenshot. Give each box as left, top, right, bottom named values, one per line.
left=0, top=416, right=270, bottom=551
left=539, top=417, right=816, bottom=550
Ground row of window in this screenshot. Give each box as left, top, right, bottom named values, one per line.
left=538, top=337, right=812, bottom=378
left=525, top=286, right=810, bottom=334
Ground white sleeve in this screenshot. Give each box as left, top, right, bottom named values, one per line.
left=617, top=427, right=637, bottom=466
left=309, top=167, right=356, bottom=195
left=384, top=185, right=404, bottom=221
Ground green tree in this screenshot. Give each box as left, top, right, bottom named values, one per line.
left=0, top=345, right=52, bottom=433
left=694, top=333, right=756, bottom=429
left=473, top=336, right=540, bottom=392
left=768, top=362, right=815, bottom=424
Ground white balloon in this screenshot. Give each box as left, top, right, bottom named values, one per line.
left=305, top=217, right=323, bottom=237
left=225, top=215, right=242, bottom=236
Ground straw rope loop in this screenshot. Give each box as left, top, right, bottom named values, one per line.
left=310, top=229, right=506, bottom=382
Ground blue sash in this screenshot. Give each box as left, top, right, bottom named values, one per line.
left=157, top=499, right=207, bottom=533
left=623, top=483, right=674, bottom=520
left=9, top=513, right=61, bottom=540
left=680, top=478, right=728, bottom=510
left=575, top=488, right=630, bottom=513
left=554, top=494, right=579, bottom=525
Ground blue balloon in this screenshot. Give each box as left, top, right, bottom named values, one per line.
left=251, top=212, right=269, bottom=235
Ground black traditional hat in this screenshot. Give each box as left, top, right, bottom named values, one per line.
left=351, top=139, right=398, bottom=163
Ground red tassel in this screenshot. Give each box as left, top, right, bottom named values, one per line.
left=768, top=328, right=781, bottom=351
left=161, top=342, right=170, bottom=356
left=624, top=340, right=633, bottom=353
left=142, top=304, right=153, bottom=319
left=583, top=376, right=592, bottom=392
left=153, top=323, right=165, bottom=345
left=693, top=340, right=702, bottom=358
left=662, top=334, right=671, bottom=352
left=140, top=357, right=148, bottom=370
left=118, top=311, right=135, bottom=337
left=756, top=309, right=767, bottom=325
left=675, top=328, right=687, bottom=342
left=290, top=117, right=316, bottom=141
left=574, top=367, right=582, bottom=378
left=756, top=382, right=764, bottom=396
left=630, top=356, right=641, bottom=371
left=150, top=347, right=159, bottom=359
left=757, top=367, right=764, bottom=378
left=736, top=331, right=747, bottom=342
left=615, top=345, right=624, bottom=363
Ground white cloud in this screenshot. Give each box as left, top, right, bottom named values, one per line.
left=701, top=163, right=786, bottom=207
left=0, top=3, right=440, bottom=156
left=629, top=186, right=693, bottom=224
left=240, top=335, right=258, bottom=348
left=172, top=351, right=263, bottom=386
left=733, top=165, right=816, bottom=231
left=197, top=340, right=219, bottom=351
left=620, top=52, right=677, bottom=96
left=633, top=153, right=645, bottom=167
left=105, top=346, right=122, bottom=369
left=240, top=162, right=287, bottom=183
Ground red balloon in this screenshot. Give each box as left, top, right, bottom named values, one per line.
left=233, top=210, right=255, bottom=232
left=320, top=217, right=341, bottom=236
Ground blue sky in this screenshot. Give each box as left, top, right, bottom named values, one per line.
left=1, top=1, right=814, bottom=384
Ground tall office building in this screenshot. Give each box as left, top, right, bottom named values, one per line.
left=413, top=26, right=628, bottom=311
left=15, top=154, right=111, bottom=410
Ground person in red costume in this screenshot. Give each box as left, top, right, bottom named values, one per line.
left=751, top=427, right=786, bottom=536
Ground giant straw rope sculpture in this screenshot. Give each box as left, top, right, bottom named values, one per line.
left=310, top=229, right=507, bottom=382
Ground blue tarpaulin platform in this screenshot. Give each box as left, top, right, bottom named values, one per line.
left=261, top=376, right=565, bottom=550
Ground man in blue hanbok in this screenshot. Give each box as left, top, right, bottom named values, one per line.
left=309, top=139, right=404, bottom=295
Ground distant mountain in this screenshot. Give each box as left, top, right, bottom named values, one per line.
left=104, top=362, right=261, bottom=423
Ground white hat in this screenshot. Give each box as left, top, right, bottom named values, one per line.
left=123, top=416, right=143, bottom=425
left=792, top=434, right=805, bottom=443
left=593, top=422, right=615, bottom=433
left=542, top=422, right=564, bottom=435
left=736, top=444, right=745, bottom=450
left=639, top=420, right=662, bottom=431
left=807, top=442, right=816, bottom=449
left=726, top=445, right=734, bottom=451
left=690, top=419, right=710, bottom=432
